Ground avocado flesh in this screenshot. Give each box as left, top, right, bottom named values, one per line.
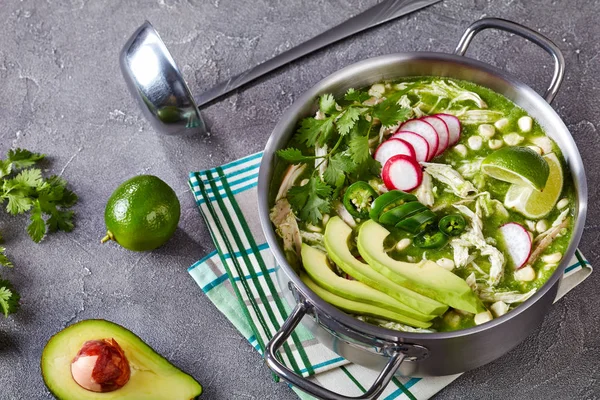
left=301, top=244, right=435, bottom=323
left=41, top=319, right=202, bottom=400
left=357, top=220, right=485, bottom=314
left=324, top=217, right=448, bottom=316
left=300, top=272, right=432, bottom=329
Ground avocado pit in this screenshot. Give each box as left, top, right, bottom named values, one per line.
left=71, top=338, right=130, bottom=393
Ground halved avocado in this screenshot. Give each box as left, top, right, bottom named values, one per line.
left=301, top=243, right=436, bottom=323
left=300, top=272, right=432, bottom=329
left=357, top=220, right=485, bottom=314
left=324, top=217, right=448, bottom=316
left=41, top=319, right=203, bottom=400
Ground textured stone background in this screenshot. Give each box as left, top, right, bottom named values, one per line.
left=0, top=0, right=599, bottom=399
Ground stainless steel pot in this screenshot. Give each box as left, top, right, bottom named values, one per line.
left=257, top=18, right=587, bottom=400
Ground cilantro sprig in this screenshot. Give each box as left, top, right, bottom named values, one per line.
left=0, top=245, right=18, bottom=317
left=0, top=149, right=77, bottom=243
left=276, top=88, right=410, bottom=223
left=0, top=148, right=78, bottom=317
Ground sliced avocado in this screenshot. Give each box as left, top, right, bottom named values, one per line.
left=41, top=319, right=202, bottom=400
left=357, top=220, right=485, bottom=314
left=301, top=243, right=435, bottom=322
left=300, top=272, right=432, bottom=329
left=324, top=217, right=448, bottom=316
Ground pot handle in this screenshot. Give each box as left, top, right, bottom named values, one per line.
left=454, top=17, right=565, bottom=104
left=265, top=302, right=406, bottom=400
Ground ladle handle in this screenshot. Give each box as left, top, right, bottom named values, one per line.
left=265, top=302, right=406, bottom=400
left=454, top=17, right=565, bottom=104
left=196, top=0, right=441, bottom=107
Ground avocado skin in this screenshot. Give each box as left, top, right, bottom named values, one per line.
left=41, top=319, right=203, bottom=400
left=324, top=217, right=448, bottom=316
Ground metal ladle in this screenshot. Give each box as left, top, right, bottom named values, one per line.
left=119, top=0, right=440, bottom=136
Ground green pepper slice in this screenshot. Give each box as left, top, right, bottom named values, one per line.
left=414, top=228, right=448, bottom=249
left=369, top=190, right=418, bottom=221
left=396, top=209, right=437, bottom=234
left=438, top=214, right=466, bottom=237
left=343, top=181, right=378, bottom=219
left=379, top=202, right=427, bottom=226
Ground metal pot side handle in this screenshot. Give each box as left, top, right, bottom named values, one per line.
left=265, top=302, right=406, bottom=400
left=454, top=17, right=565, bottom=104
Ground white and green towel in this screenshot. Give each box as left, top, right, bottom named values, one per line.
left=188, top=152, right=592, bottom=400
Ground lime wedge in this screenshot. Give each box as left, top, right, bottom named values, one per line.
left=481, top=146, right=550, bottom=191
left=504, top=153, right=563, bottom=219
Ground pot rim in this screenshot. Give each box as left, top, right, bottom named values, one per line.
left=258, top=51, right=588, bottom=342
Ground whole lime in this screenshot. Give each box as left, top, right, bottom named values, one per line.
left=101, top=175, right=180, bottom=251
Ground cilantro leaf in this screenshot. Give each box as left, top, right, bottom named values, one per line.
left=297, top=117, right=336, bottom=147
left=0, top=280, right=20, bottom=317
left=7, top=148, right=44, bottom=171
left=372, top=97, right=410, bottom=127
left=27, top=200, right=46, bottom=243
left=302, top=194, right=330, bottom=224
left=4, top=190, right=34, bottom=214
left=323, top=153, right=354, bottom=188
left=287, top=177, right=332, bottom=225
left=13, top=168, right=44, bottom=189
left=57, top=188, right=78, bottom=208
left=0, top=160, right=11, bottom=179
left=0, top=247, right=12, bottom=268
left=47, top=210, right=74, bottom=233
left=345, top=88, right=371, bottom=103
left=319, top=94, right=338, bottom=115
left=353, top=156, right=381, bottom=181
left=276, top=148, right=314, bottom=164
left=348, top=131, right=371, bottom=165
left=337, top=107, right=363, bottom=136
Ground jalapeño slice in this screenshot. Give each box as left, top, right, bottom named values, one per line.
left=369, top=190, right=418, bottom=221
left=379, top=201, right=427, bottom=226
left=438, top=214, right=466, bottom=237
left=396, top=209, right=437, bottom=234
left=343, top=181, right=378, bottom=219
left=414, top=228, right=448, bottom=249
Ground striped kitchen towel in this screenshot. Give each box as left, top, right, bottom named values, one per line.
left=188, top=152, right=592, bottom=400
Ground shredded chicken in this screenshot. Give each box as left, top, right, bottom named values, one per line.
left=315, top=145, right=328, bottom=179
left=457, top=109, right=504, bottom=124
left=477, top=288, right=536, bottom=304
left=527, top=217, right=570, bottom=266
left=535, top=209, right=569, bottom=243
left=421, top=162, right=477, bottom=198
left=453, top=204, right=505, bottom=286
left=275, top=164, right=307, bottom=202
left=450, top=238, right=470, bottom=268
left=269, top=198, right=302, bottom=256
left=415, top=171, right=435, bottom=207
left=334, top=200, right=356, bottom=228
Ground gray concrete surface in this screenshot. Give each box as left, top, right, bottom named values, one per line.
left=0, top=0, right=598, bottom=399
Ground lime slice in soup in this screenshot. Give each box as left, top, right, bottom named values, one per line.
left=504, top=153, right=563, bottom=219
left=481, top=146, right=550, bottom=191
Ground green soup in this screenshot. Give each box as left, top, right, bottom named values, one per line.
left=270, top=77, right=575, bottom=333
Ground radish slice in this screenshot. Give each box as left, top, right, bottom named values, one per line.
left=421, top=116, right=449, bottom=156
left=382, top=155, right=423, bottom=192
left=373, top=138, right=416, bottom=167
left=499, top=223, right=532, bottom=269
left=398, top=119, right=438, bottom=161
left=392, top=131, right=430, bottom=162
left=437, top=114, right=461, bottom=146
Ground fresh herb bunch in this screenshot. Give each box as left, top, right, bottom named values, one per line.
left=0, top=148, right=78, bottom=317
left=276, top=88, right=410, bottom=224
